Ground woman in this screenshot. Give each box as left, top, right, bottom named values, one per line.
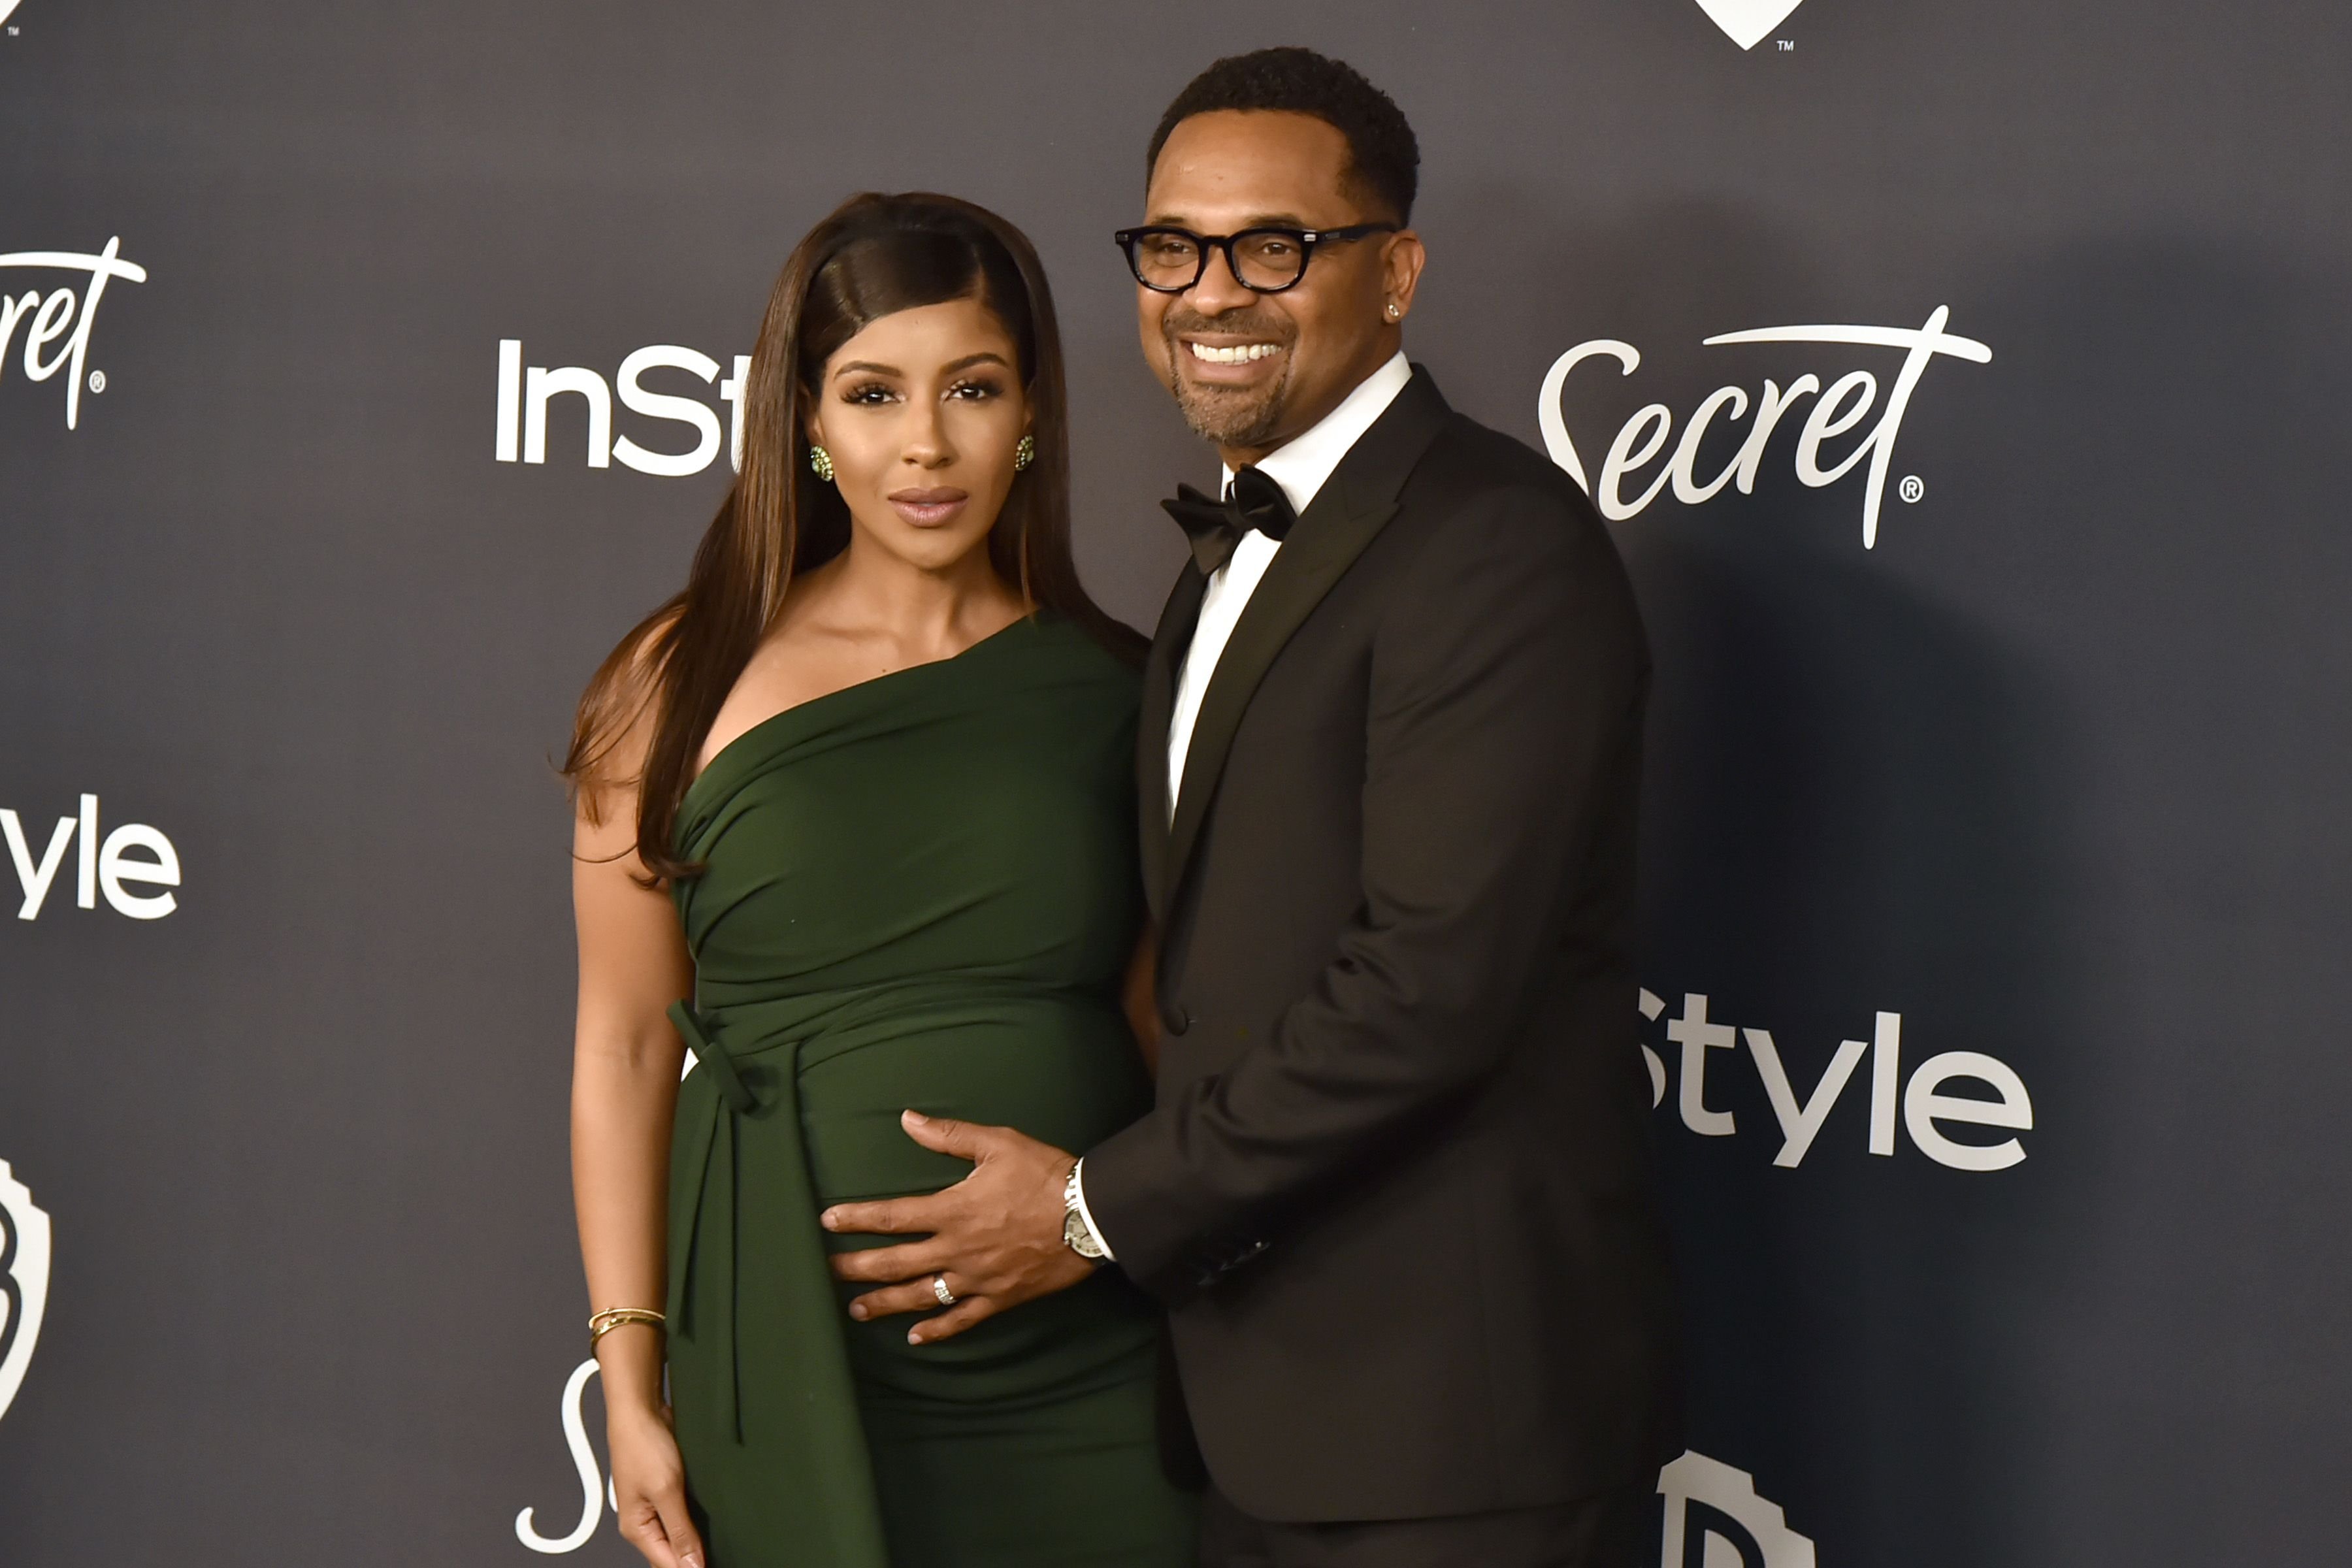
left=564, top=193, right=1195, bottom=1568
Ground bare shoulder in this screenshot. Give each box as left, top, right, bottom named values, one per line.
left=696, top=602, right=851, bottom=770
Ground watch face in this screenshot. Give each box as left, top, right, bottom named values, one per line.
left=1064, top=1208, right=1103, bottom=1260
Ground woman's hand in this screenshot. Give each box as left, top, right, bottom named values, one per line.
left=606, top=1398, right=707, bottom=1568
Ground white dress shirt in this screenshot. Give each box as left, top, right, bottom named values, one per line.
left=1164, top=350, right=1414, bottom=819
left=1072, top=350, right=1413, bottom=1264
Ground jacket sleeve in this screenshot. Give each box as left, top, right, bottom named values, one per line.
left=1080, top=484, right=1648, bottom=1300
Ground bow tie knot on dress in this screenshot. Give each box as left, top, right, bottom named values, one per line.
left=1162, top=465, right=1298, bottom=575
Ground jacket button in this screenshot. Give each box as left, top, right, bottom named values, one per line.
left=1160, top=1003, right=1191, bottom=1037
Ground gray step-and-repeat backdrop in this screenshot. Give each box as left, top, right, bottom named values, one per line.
left=5, top=3, right=2347, bottom=1563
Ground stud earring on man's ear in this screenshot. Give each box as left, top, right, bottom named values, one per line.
left=809, top=444, right=834, bottom=481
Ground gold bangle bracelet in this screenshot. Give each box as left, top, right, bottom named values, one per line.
left=588, top=1307, right=666, bottom=1346
left=589, top=1307, right=665, bottom=1328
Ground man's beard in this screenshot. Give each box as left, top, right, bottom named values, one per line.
left=1162, top=308, right=1296, bottom=448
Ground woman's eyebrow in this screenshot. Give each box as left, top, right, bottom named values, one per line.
left=832, top=360, right=900, bottom=379
left=941, top=352, right=1011, bottom=373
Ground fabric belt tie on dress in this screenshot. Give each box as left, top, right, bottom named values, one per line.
left=663, top=1000, right=754, bottom=1445
left=659, top=998, right=892, bottom=1563
left=668, top=1000, right=754, bottom=1113
left=661, top=1002, right=836, bottom=1439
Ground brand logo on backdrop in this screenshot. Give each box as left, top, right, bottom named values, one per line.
left=517, top=1358, right=616, bottom=1553
left=1695, top=0, right=1808, bottom=51
left=493, top=340, right=753, bottom=478
left=1639, top=989, right=2033, bottom=1171
left=1659, top=1452, right=1817, bottom=1567
left=1538, top=308, right=1990, bottom=549
left=1, top=794, right=182, bottom=921
left=1, top=238, right=149, bottom=430
left=0, top=1162, right=52, bottom=1424
left=514, top=1367, right=1819, bottom=1559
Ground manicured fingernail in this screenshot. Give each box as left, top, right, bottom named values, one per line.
left=849, top=1302, right=867, bottom=1320
left=907, top=1327, right=923, bottom=1345
left=903, top=1109, right=927, bottom=1126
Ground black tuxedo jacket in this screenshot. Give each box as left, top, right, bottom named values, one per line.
left=1084, top=369, right=1680, bottom=1523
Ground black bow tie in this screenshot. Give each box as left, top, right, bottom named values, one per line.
left=1161, top=465, right=1298, bottom=576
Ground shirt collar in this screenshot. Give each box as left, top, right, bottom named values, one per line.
left=1221, top=350, right=1413, bottom=515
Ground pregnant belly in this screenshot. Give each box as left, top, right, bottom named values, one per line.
left=796, top=995, right=1151, bottom=1210
left=791, top=996, right=1160, bottom=1392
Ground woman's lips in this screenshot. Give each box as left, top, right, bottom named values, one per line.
left=887, top=487, right=970, bottom=527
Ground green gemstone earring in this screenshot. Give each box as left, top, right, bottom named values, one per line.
left=809, top=443, right=834, bottom=482
left=1014, top=434, right=1035, bottom=472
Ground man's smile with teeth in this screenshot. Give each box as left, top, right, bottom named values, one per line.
left=1188, top=341, right=1281, bottom=363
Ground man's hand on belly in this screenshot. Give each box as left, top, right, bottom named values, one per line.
left=821, top=1111, right=1096, bottom=1345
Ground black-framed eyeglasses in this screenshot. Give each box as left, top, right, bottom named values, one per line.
left=1113, top=224, right=1401, bottom=294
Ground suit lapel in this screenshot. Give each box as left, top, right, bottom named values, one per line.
left=1139, top=561, right=1207, bottom=923
left=1163, top=368, right=1453, bottom=907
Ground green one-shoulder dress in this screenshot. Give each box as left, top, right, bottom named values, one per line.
left=661, top=612, right=1196, bottom=1568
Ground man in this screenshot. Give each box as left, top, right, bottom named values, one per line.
left=825, top=47, right=1680, bottom=1565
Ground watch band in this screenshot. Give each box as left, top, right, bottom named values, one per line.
left=1062, top=1163, right=1107, bottom=1262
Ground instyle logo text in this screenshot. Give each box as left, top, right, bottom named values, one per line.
left=494, top=340, right=752, bottom=477
left=1640, top=989, right=2033, bottom=1172
left=2, top=794, right=182, bottom=921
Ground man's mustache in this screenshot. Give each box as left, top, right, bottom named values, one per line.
left=1162, top=308, right=1296, bottom=347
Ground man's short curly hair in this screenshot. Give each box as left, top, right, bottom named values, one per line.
left=1147, top=48, right=1420, bottom=225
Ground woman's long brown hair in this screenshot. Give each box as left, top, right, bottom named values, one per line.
left=563, top=192, right=1143, bottom=881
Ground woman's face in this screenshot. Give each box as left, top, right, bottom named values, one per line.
left=806, top=295, right=1030, bottom=576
